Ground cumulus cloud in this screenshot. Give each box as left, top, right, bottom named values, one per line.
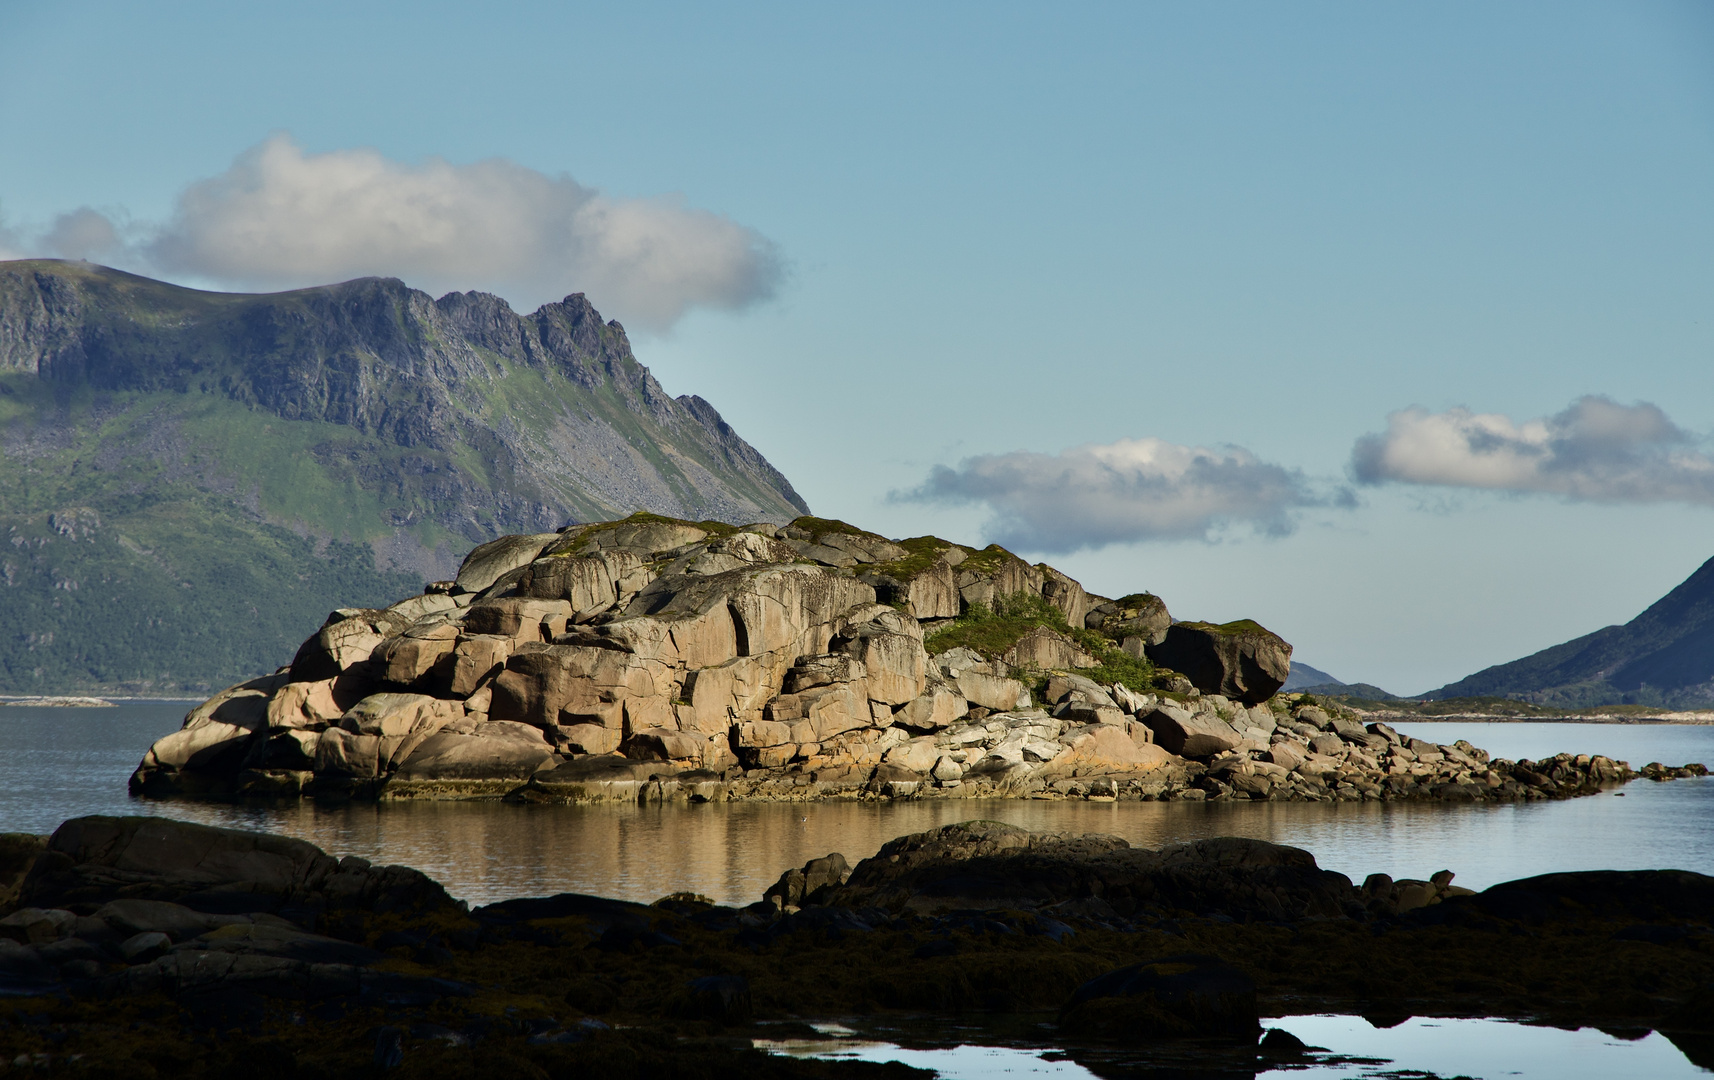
left=899, top=437, right=1331, bottom=553
left=8, top=134, right=781, bottom=330
left=41, top=207, right=124, bottom=261
left=1351, top=396, right=1714, bottom=505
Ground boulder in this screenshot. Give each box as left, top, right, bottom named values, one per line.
left=765, top=680, right=872, bottom=742
left=333, top=692, right=463, bottom=773
left=1044, top=673, right=1119, bottom=710
left=515, top=549, right=651, bottom=614
left=18, top=816, right=456, bottom=918
left=834, top=625, right=928, bottom=706
left=1137, top=704, right=1242, bottom=758
left=556, top=723, right=622, bottom=756
left=954, top=548, right=1045, bottom=613
left=394, top=722, right=557, bottom=781
left=1266, top=741, right=1308, bottom=771
left=621, top=728, right=706, bottom=763
left=1043, top=725, right=1176, bottom=776
left=895, top=683, right=969, bottom=731
left=573, top=519, right=709, bottom=557
left=955, top=671, right=1029, bottom=712
left=736, top=720, right=795, bottom=748
left=679, top=656, right=775, bottom=733
left=765, top=853, right=851, bottom=908
left=1144, top=621, right=1291, bottom=705
left=384, top=592, right=460, bottom=623
left=453, top=532, right=561, bottom=594
left=1039, top=567, right=1093, bottom=630
left=446, top=634, right=514, bottom=697
left=376, top=622, right=459, bottom=686
left=1004, top=627, right=1096, bottom=671
left=462, top=597, right=574, bottom=644
left=872, top=555, right=960, bottom=620
left=131, top=675, right=285, bottom=792
left=1087, top=593, right=1172, bottom=646
left=313, top=728, right=387, bottom=778
left=96, top=899, right=248, bottom=941
left=884, top=737, right=942, bottom=774
left=265, top=678, right=345, bottom=730
left=289, top=608, right=412, bottom=681
left=1059, top=955, right=1259, bottom=1041
left=489, top=642, right=667, bottom=729
left=241, top=728, right=320, bottom=772
left=0, top=908, right=75, bottom=944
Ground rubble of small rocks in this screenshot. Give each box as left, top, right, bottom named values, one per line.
left=129, top=512, right=1677, bottom=806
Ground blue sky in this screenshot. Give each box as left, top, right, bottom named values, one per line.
left=3, top=1, right=1712, bottom=693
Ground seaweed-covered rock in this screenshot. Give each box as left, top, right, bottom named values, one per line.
left=1059, top=955, right=1259, bottom=1041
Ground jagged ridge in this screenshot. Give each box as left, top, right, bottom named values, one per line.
left=0, top=261, right=807, bottom=693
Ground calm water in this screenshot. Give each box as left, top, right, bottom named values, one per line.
left=772, top=1015, right=1711, bottom=1079
left=0, top=704, right=1709, bottom=907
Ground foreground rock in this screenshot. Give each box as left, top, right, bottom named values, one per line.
left=125, top=514, right=1694, bottom=810
left=2, top=815, right=1712, bottom=1075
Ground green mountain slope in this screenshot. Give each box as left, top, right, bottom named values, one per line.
left=1428, top=555, right=1714, bottom=708
left=0, top=260, right=808, bottom=694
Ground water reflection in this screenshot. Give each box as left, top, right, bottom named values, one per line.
left=1, top=706, right=1711, bottom=906
left=765, top=1015, right=1714, bottom=1079
left=90, top=780, right=1714, bottom=907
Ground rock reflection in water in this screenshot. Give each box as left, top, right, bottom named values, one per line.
left=2, top=706, right=1711, bottom=906
left=146, top=773, right=1710, bottom=906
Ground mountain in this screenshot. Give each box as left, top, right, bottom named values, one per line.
left=1428, top=555, right=1714, bottom=708
left=1280, top=662, right=1398, bottom=701
left=1282, top=662, right=1340, bottom=691
left=0, top=260, right=807, bottom=694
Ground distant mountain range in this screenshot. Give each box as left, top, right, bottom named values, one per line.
left=1426, top=554, right=1714, bottom=709
left=1281, top=662, right=1398, bottom=701
left=0, top=260, right=807, bottom=694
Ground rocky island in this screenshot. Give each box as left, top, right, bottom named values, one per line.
left=1, top=815, right=1710, bottom=1074
left=133, top=512, right=1697, bottom=807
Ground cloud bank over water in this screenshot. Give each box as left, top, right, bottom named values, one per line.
left=899, top=437, right=1333, bottom=553
left=14, top=134, right=782, bottom=331
left=1352, top=396, right=1714, bottom=506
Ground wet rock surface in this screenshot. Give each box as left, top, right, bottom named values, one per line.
left=2, top=814, right=1711, bottom=1075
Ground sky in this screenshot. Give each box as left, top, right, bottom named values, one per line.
left=2, top=0, right=1712, bottom=694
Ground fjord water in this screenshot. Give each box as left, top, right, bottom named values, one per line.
left=771, top=1015, right=1712, bottom=1079
left=1, top=703, right=1711, bottom=907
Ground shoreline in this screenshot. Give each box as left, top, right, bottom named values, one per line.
left=1360, top=711, right=1714, bottom=724
left=0, top=695, right=202, bottom=706
left=1, top=814, right=1710, bottom=1075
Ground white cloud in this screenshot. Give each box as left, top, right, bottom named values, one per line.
left=41, top=207, right=123, bottom=261
left=1351, top=396, right=1714, bottom=505
left=8, top=134, right=781, bottom=330
left=899, top=437, right=1329, bottom=553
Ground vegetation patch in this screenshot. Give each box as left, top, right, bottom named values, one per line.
left=567, top=511, right=740, bottom=552
left=925, top=592, right=1158, bottom=693
left=1113, top=592, right=1160, bottom=609
left=1174, top=619, right=1269, bottom=637
left=859, top=535, right=957, bottom=584
left=949, top=543, right=1024, bottom=579
left=787, top=516, right=891, bottom=543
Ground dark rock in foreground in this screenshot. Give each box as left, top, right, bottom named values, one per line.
left=1060, top=955, right=1260, bottom=1041
left=2, top=814, right=1712, bottom=1075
